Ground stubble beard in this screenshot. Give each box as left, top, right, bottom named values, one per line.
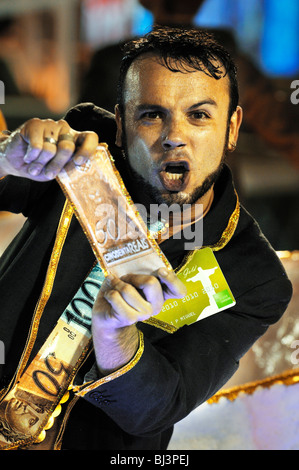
left=121, top=122, right=229, bottom=208
left=126, top=162, right=225, bottom=207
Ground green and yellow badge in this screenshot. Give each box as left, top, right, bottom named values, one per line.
left=155, top=247, right=235, bottom=329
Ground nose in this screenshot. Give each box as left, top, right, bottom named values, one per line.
left=162, top=118, right=186, bottom=151
left=162, top=137, right=186, bottom=151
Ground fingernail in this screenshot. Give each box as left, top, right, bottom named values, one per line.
left=24, top=145, right=40, bottom=163
left=28, top=164, right=42, bottom=176
left=103, top=274, right=114, bottom=286
left=44, top=169, right=55, bottom=179
left=74, top=155, right=86, bottom=165
left=159, top=268, right=169, bottom=277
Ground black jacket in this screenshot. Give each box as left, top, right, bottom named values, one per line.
left=0, top=104, right=292, bottom=450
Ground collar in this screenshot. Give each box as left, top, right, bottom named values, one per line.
left=201, top=165, right=239, bottom=249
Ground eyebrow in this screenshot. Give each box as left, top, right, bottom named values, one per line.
left=135, top=100, right=218, bottom=112
left=188, top=99, right=218, bottom=110
left=135, top=104, right=166, bottom=113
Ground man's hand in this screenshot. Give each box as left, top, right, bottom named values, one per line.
left=92, top=268, right=187, bottom=375
left=0, top=118, right=99, bottom=180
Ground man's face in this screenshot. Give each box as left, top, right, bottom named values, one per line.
left=116, top=53, right=242, bottom=208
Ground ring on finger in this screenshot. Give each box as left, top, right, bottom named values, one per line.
left=44, top=136, right=57, bottom=145
left=57, top=133, right=75, bottom=143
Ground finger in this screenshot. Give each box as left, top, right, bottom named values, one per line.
left=41, top=130, right=98, bottom=178
left=72, top=131, right=99, bottom=165
left=43, top=134, right=77, bottom=179
left=26, top=133, right=60, bottom=177
left=103, top=288, right=152, bottom=324
left=92, top=288, right=129, bottom=330
left=120, top=274, right=165, bottom=315
left=105, top=277, right=153, bottom=317
left=92, top=289, right=112, bottom=320
left=156, top=268, right=187, bottom=299
left=23, top=119, right=66, bottom=165
left=21, top=119, right=74, bottom=177
left=20, top=119, right=45, bottom=164
left=21, top=120, right=60, bottom=177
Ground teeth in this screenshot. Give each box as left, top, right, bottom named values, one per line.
left=166, top=172, right=183, bottom=180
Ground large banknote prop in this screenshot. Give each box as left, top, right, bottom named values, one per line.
left=58, top=144, right=171, bottom=277
left=0, top=145, right=172, bottom=449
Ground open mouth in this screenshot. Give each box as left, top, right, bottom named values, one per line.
left=159, top=161, right=190, bottom=192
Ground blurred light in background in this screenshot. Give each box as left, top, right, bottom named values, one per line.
left=131, top=0, right=299, bottom=77
left=131, top=1, right=153, bottom=35
left=261, top=0, right=299, bottom=76
left=82, top=0, right=136, bottom=48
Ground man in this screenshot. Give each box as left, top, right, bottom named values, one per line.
left=0, top=27, right=292, bottom=450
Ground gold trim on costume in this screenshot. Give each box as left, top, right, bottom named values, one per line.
left=207, top=191, right=240, bottom=252
left=74, top=330, right=145, bottom=397
left=0, top=201, right=76, bottom=449
left=144, top=317, right=178, bottom=333
left=14, top=200, right=74, bottom=382
left=53, top=394, right=80, bottom=450
left=175, top=191, right=240, bottom=275
left=1, top=200, right=73, bottom=404
left=207, top=367, right=299, bottom=404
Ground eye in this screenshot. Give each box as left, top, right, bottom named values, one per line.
left=140, top=111, right=163, bottom=120
left=190, top=110, right=210, bottom=120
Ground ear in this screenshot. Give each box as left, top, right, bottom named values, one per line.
left=228, top=106, right=243, bottom=152
left=115, top=104, right=123, bottom=148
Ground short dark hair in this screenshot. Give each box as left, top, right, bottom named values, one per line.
left=117, top=26, right=239, bottom=119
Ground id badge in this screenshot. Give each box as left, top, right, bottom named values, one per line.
left=154, top=247, right=235, bottom=329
